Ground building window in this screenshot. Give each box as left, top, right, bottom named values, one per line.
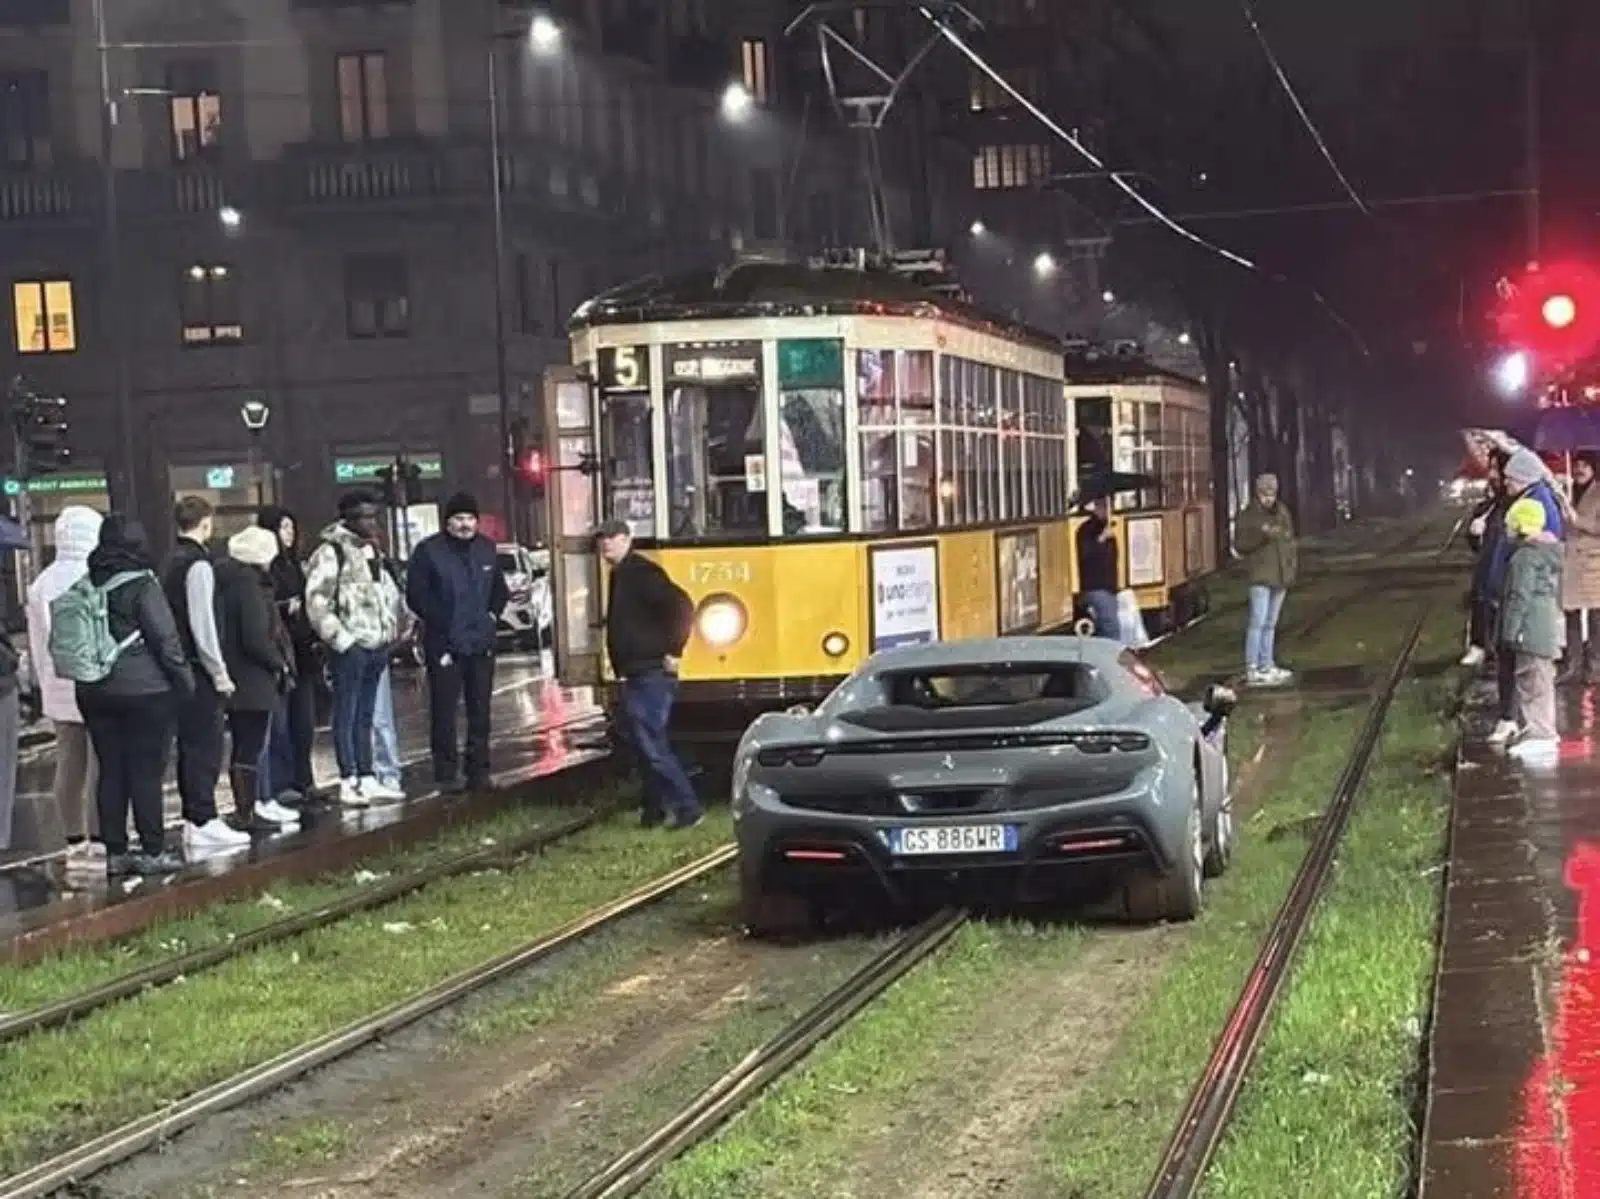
left=972, top=144, right=1051, bottom=190
left=0, top=71, right=48, bottom=167
left=336, top=52, right=389, bottom=142
left=343, top=253, right=408, bottom=339
left=12, top=279, right=75, bottom=354
left=741, top=38, right=770, bottom=104
left=167, top=61, right=221, bottom=162
left=180, top=264, right=241, bottom=346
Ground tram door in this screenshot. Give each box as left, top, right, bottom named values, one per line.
left=542, top=365, right=603, bottom=687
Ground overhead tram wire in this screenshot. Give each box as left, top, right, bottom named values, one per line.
left=1117, top=187, right=1539, bottom=226
left=919, top=6, right=1371, bottom=357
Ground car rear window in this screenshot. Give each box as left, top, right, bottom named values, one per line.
left=883, top=664, right=1106, bottom=710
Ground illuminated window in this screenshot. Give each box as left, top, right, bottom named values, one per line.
left=972, top=144, right=1051, bottom=190
left=180, top=264, right=241, bottom=346
left=336, top=52, right=389, bottom=142
left=343, top=253, right=409, bottom=339
left=12, top=279, right=75, bottom=354
left=167, top=61, right=221, bottom=161
left=741, top=38, right=770, bottom=104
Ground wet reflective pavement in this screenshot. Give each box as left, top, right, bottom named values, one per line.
left=1422, top=680, right=1600, bottom=1196
left=0, top=657, right=611, bottom=962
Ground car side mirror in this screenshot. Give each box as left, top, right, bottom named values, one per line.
left=1202, top=684, right=1238, bottom=717
left=785, top=703, right=812, bottom=717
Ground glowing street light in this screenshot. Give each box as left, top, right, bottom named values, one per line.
left=1101, top=289, right=1116, bottom=304
left=721, top=81, right=754, bottom=123
left=1493, top=350, right=1530, bottom=396
left=1032, top=251, right=1056, bottom=278
left=218, top=205, right=242, bottom=229
left=969, top=219, right=986, bottom=236
left=1177, top=331, right=1192, bottom=345
left=529, top=13, right=561, bottom=55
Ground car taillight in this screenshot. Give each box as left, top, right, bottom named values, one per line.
left=756, top=747, right=826, bottom=768
left=1072, top=732, right=1152, bottom=754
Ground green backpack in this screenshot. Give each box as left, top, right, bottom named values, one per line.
left=49, top=570, right=150, bottom=684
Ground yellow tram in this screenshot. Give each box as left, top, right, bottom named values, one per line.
left=540, top=256, right=1215, bottom=729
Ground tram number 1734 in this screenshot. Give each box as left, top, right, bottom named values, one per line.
left=689, top=561, right=753, bottom=586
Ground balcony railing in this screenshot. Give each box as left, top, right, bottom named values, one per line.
left=0, top=166, right=88, bottom=220
left=287, top=145, right=447, bottom=205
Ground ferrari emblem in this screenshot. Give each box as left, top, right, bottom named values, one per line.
left=941, top=755, right=955, bottom=771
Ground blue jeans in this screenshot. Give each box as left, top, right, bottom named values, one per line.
left=330, top=646, right=387, bottom=780
left=1246, top=585, right=1288, bottom=672
left=373, top=666, right=401, bottom=786
left=1083, top=590, right=1120, bottom=643
left=620, top=671, right=700, bottom=822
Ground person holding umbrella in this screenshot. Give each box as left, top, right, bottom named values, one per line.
left=1560, top=451, right=1600, bottom=684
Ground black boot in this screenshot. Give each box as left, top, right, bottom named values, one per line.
left=228, top=766, right=281, bottom=835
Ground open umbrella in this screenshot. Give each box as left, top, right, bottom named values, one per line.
left=1073, top=470, right=1159, bottom=507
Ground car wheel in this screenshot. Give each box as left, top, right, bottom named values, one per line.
left=1122, top=801, right=1205, bottom=924
left=1204, top=789, right=1235, bottom=878
left=740, top=869, right=819, bottom=941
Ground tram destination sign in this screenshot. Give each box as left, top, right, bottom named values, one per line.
left=598, top=345, right=650, bottom=393
left=666, top=341, right=761, bottom=384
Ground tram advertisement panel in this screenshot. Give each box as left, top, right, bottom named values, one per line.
left=871, top=544, right=940, bottom=651
left=1128, top=516, right=1165, bottom=588
left=997, top=529, right=1041, bottom=634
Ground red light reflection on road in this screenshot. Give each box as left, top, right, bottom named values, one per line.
left=1515, top=843, right=1600, bottom=1196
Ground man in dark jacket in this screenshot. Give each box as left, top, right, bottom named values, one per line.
left=78, top=516, right=195, bottom=876
left=596, top=519, right=701, bottom=829
left=161, top=496, right=249, bottom=850
left=1074, top=498, right=1120, bottom=641
left=257, top=507, right=317, bottom=803
left=406, top=492, right=509, bottom=792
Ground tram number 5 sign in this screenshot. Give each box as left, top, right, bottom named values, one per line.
left=599, top=346, right=650, bottom=393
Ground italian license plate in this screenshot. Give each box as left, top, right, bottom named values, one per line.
left=888, top=825, right=1018, bottom=856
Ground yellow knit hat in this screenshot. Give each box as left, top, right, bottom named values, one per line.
left=1506, top=496, right=1547, bottom=538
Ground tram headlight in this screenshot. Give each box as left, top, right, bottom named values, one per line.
left=822, top=632, right=850, bottom=658
left=696, top=594, right=747, bottom=648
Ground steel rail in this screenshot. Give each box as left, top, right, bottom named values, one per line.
left=563, top=907, right=968, bottom=1199
left=1142, top=519, right=1463, bottom=1198
left=0, top=843, right=739, bottom=1199
left=0, top=803, right=624, bottom=1048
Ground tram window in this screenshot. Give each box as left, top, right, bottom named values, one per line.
left=602, top=394, right=655, bottom=535
left=902, top=429, right=935, bottom=530
left=938, top=428, right=958, bottom=526
left=1002, top=434, right=1021, bottom=521
left=664, top=381, right=766, bottom=539
left=861, top=430, right=898, bottom=533
left=779, top=387, right=846, bottom=535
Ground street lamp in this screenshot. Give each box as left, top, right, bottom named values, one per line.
left=1033, top=251, right=1057, bottom=278
left=721, top=81, right=754, bottom=123
left=219, top=205, right=242, bottom=230
left=529, top=13, right=562, bottom=55
left=1494, top=350, right=1531, bottom=396
left=969, top=219, right=986, bottom=236
left=1101, top=289, right=1116, bottom=304
left=1178, top=331, right=1192, bottom=345
left=240, top=398, right=270, bottom=506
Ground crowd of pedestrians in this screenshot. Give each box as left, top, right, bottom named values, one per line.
left=0, top=484, right=529, bottom=878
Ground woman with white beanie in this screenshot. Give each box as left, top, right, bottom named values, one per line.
left=214, top=525, right=299, bottom=833
left=25, top=506, right=103, bottom=864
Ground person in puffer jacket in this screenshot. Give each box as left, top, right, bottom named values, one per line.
left=304, top=490, right=402, bottom=807
left=26, top=506, right=103, bottom=863
left=1499, top=496, right=1565, bottom=766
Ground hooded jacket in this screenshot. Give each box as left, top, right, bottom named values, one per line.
left=1501, top=532, right=1566, bottom=660
left=256, top=506, right=317, bottom=672
left=215, top=526, right=291, bottom=712
left=305, top=521, right=401, bottom=653
left=26, top=507, right=103, bottom=723
left=78, top=518, right=195, bottom=703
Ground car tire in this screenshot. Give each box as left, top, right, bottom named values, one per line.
left=1122, top=801, right=1205, bottom=924
left=1204, top=790, right=1235, bottom=879
left=740, top=871, right=818, bottom=941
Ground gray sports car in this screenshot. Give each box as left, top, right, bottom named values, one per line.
left=731, top=636, right=1238, bottom=936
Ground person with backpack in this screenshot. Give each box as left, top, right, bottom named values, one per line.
left=215, top=525, right=300, bottom=834
left=57, top=515, right=195, bottom=876
left=25, top=506, right=103, bottom=864
left=162, top=496, right=250, bottom=850
left=304, top=490, right=404, bottom=807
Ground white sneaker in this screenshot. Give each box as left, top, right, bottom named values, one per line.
left=1265, top=666, right=1294, bottom=685
left=338, top=778, right=369, bottom=808
left=1246, top=669, right=1271, bottom=687
left=185, top=818, right=251, bottom=849
left=359, top=776, right=405, bottom=802
left=257, top=800, right=302, bottom=826
left=1487, top=720, right=1520, bottom=746
left=1460, top=646, right=1487, bottom=668
left=1509, top=738, right=1560, bottom=762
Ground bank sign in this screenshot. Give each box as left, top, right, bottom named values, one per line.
left=871, top=545, right=940, bottom=651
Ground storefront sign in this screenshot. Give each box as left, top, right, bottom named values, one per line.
left=205, top=465, right=236, bottom=489
left=871, top=544, right=940, bottom=651
left=997, top=530, right=1041, bottom=634
left=3, top=474, right=107, bottom=496
left=1128, top=515, right=1165, bottom=588
left=334, top=454, right=443, bottom=483
left=666, top=342, right=761, bottom=384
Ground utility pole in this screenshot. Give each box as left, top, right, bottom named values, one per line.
left=486, top=39, right=519, bottom=549
left=1525, top=34, right=1541, bottom=263
left=93, top=0, right=137, bottom=518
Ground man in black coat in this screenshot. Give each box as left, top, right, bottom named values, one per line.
left=1074, top=497, right=1120, bottom=641
left=406, top=493, right=510, bottom=792
left=595, top=519, right=702, bottom=830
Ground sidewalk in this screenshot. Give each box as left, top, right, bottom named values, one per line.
left=1419, top=677, right=1600, bottom=1197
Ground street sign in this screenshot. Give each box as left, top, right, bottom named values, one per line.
left=2, top=474, right=106, bottom=495
left=205, top=465, right=236, bottom=489
left=333, top=454, right=443, bottom=483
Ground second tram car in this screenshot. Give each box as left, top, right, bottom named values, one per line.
left=541, top=256, right=1215, bottom=732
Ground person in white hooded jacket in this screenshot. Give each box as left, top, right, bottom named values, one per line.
left=26, top=506, right=104, bottom=864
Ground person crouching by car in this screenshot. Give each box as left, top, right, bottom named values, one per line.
left=26, top=505, right=104, bottom=864
left=74, top=517, right=194, bottom=877
left=406, top=493, right=508, bottom=793
left=257, top=507, right=317, bottom=806
left=1498, top=497, right=1565, bottom=765
left=594, top=520, right=702, bottom=830
left=215, top=526, right=299, bottom=834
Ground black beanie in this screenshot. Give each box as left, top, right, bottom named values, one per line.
left=443, top=492, right=479, bottom=520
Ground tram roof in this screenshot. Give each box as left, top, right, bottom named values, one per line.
left=1063, top=354, right=1206, bottom=391
left=569, top=258, right=1061, bottom=353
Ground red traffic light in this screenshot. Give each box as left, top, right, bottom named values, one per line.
left=516, top=448, right=546, bottom=485
left=1543, top=293, right=1578, bottom=329
left=1497, top=262, right=1600, bottom=365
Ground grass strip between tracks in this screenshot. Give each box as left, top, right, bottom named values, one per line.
left=0, top=813, right=732, bottom=1178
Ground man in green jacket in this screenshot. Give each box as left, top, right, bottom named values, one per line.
left=1234, top=472, right=1298, bottom=687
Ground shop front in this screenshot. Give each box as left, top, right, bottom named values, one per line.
left=5, top=471, right=113, bottom=564
left=169, top=460, right=278, bottom=546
